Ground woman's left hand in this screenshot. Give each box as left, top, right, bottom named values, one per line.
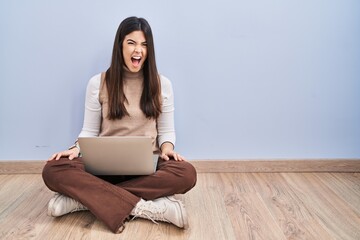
left=160, top=142, right=186, bottom=161
left=161, top=149, right=186, bottom=161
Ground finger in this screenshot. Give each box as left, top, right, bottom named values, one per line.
left=55, top=153, right=62, bottom=160
left=174, top=152, right=183, bottom=161
left=55, top=151, right=68, bottom=160
left=173, top=152, right=185, bottom=161
left=68, top=152, right=78, bottom=160
left=47, top=154, right=56, bottom=161
left=161, top=153, right=170, bottom=161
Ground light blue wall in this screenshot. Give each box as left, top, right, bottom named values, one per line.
left=1, top=0, right=359, bottom=160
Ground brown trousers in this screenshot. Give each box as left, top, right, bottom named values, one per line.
left=42, top=157, right=197, bottom=233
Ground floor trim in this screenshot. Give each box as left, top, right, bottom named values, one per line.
left=0, top=159, right=359, bottom=174
left=191, top=159, right=360, bottom=173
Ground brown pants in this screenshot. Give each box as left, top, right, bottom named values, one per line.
left=42, top=157, right=197, bottom=233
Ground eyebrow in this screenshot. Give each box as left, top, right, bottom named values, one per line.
left=126, top=38, right=147, bottom=44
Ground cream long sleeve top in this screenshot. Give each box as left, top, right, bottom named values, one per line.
left=78, top=71, right=176, bottom=152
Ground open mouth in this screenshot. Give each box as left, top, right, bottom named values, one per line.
left=131, top=56, right=141, bottom=67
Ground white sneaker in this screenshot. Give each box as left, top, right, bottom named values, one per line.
left=47, top=193, right=88, bottom=217
left=131, top=196, right=189, bottom=229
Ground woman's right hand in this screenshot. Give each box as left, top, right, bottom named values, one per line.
left=48, top=148, right=80, bottom=161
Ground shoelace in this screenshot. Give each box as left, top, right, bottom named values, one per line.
left=131, top=201, right=169, bottom=224
left=73, top=203, right=87, bottom=212
left=71, top=200, right=87, bottom=212
left=60, top=195, right=87, bottom=213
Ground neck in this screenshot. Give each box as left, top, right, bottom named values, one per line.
left=123, top=66, right=144, bottom=80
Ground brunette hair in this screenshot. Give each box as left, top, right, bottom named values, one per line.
left=105, top=16, right=161, bottom=120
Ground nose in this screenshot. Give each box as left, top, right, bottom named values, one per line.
left=134, top=47, right=142, bottom=53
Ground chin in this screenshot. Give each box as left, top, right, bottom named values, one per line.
left=125, top=64, right=143, bottom=73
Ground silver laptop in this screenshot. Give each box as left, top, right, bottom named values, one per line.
left=78, top=136, right=159, bottom=175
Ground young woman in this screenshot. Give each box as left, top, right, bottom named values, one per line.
left=42, top=16, right=197, bottom=234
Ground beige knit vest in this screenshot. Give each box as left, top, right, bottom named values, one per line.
left=98, top=71, right=159, bottom=152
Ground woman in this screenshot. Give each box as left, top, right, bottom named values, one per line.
left=42, top=16, right=197, bottom=234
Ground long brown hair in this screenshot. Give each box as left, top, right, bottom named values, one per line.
left=105, top=17, right=161, bottom=120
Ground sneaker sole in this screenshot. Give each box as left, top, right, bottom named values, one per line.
left=47, top=194, right=88, bottom=217
left=47, top=194, right=59, bottom=217
left=166, top=196, right=189, bottom=229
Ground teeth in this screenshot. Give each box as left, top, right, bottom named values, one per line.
left=132, top=56, right=141, bottom=60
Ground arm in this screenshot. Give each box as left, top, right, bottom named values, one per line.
left=157, top=76, right=186, bottom=161
left=78, top=74, right=102, bottom=138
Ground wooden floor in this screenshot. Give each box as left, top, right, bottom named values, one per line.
left=0, top=172, right=359, bottom=239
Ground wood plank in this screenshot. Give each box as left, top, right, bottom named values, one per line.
left=316, top=173, right=360, bottom=216
left=185, top=174, right=237, bottom=240
left=282, top=173, right=360, bottom=240
left=247, top=173, right=333, bottom=240
left=213, top=173, right=286, bottom=239
left=226, top=191, right=288, bottom=240
left=1, top=159, right=360, bottom=174
left=1, top=172, right=360, bottom=239
left=0, top=175, right=54, bottom=239
left=332, top=172, right=360, bottom=193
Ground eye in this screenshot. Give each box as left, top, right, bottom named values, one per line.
left=142, top=42, right=147, bottom=47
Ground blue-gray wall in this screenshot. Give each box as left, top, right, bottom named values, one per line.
left=1, top=0, right=359, bottom=160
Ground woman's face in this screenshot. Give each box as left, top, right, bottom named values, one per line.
left=122, top=30, right=148, bottom=73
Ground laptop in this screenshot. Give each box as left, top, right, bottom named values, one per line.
left=78, top=136, right=159, bottom=175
